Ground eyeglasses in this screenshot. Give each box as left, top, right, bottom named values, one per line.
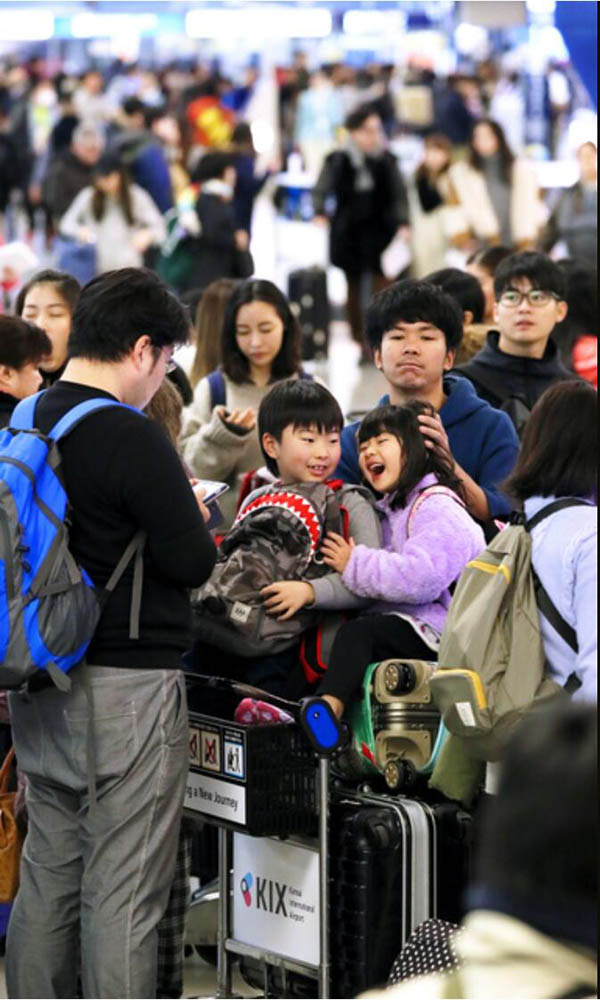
left=498, top=289, right=562, bottom=308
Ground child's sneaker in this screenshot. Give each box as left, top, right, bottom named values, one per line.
left=234, top=697, right=259, bottom=724
left=256, top=700, right=294, bottom=724
left=233, top=698, right=293, bottom=725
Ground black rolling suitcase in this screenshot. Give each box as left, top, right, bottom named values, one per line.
left=329, top=789, right=472, bottom=999
left=238, top=789, right=472, bottom=998
left=288, top=267, right=330, bottom=361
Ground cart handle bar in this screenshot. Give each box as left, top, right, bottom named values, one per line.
left=183, top=672, right=345, bottom=757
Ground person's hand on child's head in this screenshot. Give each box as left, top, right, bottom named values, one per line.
left=261, top=581, right=315, bottom=620
left=217, top=406, right=256, bottom=432
left=417, top=412, right=455, bottom=469
left=321, top=532, right=355, bottom=573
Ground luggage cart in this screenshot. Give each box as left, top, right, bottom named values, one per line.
left=184, top=675, right=345, bottom=999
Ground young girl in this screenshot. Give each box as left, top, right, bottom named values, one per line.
left=16, top=268, right=81, bottom=386
left=318, top=401, right=485, bottom=718
left=180, top=278, right=306, bottom=526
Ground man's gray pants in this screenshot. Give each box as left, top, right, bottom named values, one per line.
left=6, top=666, right=189, bottom=999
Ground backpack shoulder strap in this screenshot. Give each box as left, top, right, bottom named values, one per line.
left=49, top=399, right=140, bottom=443
left=407, top=485, right=465, bottom=536
left=458, top=363, right=504, bottom=405
left=525, top=499, right=589, bottom=655
left=207, top=370, right=226, bottom=409
left=525, top=497, right=589, bottom=531
left=9, top=390, right=45, bottom=430
left=461, top=364, right=531, bottom=415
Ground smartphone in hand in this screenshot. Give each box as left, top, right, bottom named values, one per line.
left=193, top=480, right=230, bottom=505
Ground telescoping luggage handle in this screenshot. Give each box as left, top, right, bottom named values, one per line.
left=184, top=673, right=346, bottom=757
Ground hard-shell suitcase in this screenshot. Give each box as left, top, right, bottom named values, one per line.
left=238, top=789, right=472, bottom=998
left=288, top=267, right=330, bottom=361
left=329, top=789, right=472, bottom=998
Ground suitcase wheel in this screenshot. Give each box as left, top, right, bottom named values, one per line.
left=384, top=757, right=417, bottom=792
left=382, top=660, right=417, bottom=696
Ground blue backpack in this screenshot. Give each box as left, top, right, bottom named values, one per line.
left=0, top=393, right=145, bottom=692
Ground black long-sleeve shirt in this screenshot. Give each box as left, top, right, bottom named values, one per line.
left=35, top=381, right=217, bottom=668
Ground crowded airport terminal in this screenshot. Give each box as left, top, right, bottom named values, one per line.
left=0, top=1, right=597, bottom=997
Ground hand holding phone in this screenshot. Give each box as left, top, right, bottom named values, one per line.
left=191, top=480, right=230, bottom=505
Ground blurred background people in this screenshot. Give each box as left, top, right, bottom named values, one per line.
left=42, top=121, right=104, bottom=228
left=294, top=68, right=343, bottom=178
left=58, top=150, right=166, bottom=273
left=447, top=119, right=541, bottom=252
left=160, top=152, right=252, bottom=295
left=540, top=141, right=597, bottom=266
left=229, top=122, right=276, bottom=242
left=409, top=133, right=453, bottom=278
left=110, top=96, right=173, bottom=214
left=313, top=104, right=409, bottom=358
left=72, top=69, right=111, bottom=129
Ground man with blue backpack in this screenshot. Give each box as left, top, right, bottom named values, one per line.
left=1, top=268, right=216, bottom=998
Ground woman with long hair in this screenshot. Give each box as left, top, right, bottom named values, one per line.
left=446, top=118, right=542, bottom=252
left=504, top=380, right=596, bottom=701
left=58, top=150, right=166, bottom=273
left=15, top=268, right=81, bottom=385
left=180, top=278, right=306, bottom=525
left=189, top=277, right=239, bottom=389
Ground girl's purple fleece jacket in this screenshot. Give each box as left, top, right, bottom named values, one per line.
left=341, top=472, right=486, bottom=634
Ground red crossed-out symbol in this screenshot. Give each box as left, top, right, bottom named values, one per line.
left=204, top=738, right=217, bottom=764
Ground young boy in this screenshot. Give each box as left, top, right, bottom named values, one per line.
left=337, top=280, right=519, bottom=520
left=194, top=378, right=380, bottom=698
left=456, top=251, right=575, bottom=430
left=257, top=378, right=380, bottom=622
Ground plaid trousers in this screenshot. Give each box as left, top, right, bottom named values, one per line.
left=156, top=818, right=194, bottom=999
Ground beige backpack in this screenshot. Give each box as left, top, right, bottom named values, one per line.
left=430, top=500, right=585, bottom=761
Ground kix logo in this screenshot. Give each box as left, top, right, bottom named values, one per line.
left=240, top=872, right=288, bottom=916
left=240, top=872, right=253, bottom=907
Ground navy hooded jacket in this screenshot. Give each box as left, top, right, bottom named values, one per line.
left=336, top=373, right=519, bottom=518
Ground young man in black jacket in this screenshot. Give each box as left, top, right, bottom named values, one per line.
left=0, top=315, right=50, bottom=426
left=6, top=268, right=217, bottom=999
left=456, top=252, right=575, bottom=435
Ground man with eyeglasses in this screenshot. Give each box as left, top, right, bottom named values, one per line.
left=456, top=251, right=576, bottom=435
left=5, top=268, right=217, bottom=999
